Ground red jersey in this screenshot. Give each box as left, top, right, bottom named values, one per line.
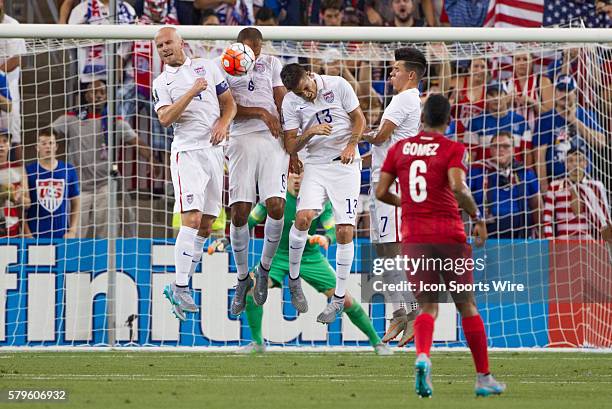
left=381, top=131, right=468, bottom=243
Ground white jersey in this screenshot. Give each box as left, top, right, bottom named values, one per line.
left=221, top=54, right=284, bottom=136
left=282, top=74, right=360, bottom=164
left=153, top=57, right=230, bottom=153
left=371, top=87, right=421, bottom=182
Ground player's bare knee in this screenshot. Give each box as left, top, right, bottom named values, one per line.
left=230, top=202, right=251, bottom=226
left=265, top=197, right=285, bottom=220
left=336, top=224, right=354, bottom=244
left=198, top=215, right=216, bottom=237
left=420, top=302, right=438, bottom=317
left=295, top=210, right=315, bottom=230
left=456, top=301, right=478, bottom=318
left=181, top=211, right=202, bottom=229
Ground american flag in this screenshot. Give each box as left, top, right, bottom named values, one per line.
left=484, top=0, right=611, bottom=28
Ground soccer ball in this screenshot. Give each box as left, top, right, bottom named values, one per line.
left=221, top=43, right=255, bottom=76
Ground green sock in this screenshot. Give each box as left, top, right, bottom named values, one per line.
left=245, top=295, right=264, bottom=345
left=344, top=298, right=381, bottom=346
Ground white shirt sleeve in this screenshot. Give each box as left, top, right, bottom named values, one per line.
left=282, top=96, right=300, bottom=131
left=271, top=57, right=284, bottom=88
left=382, top=92, right=417, bottom=127
left=153, top=77, right=173, bottom=111
left=68, top=3, right=86, bottom=24
left=338, top=77, right=360, bottom=113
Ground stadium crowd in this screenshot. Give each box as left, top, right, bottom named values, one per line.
left=0, top=0, right=610, bottom=241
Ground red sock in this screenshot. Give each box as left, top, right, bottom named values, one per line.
left=414, top=313, right=435, bottom=357
left=462, top=315, right=489, bottom=374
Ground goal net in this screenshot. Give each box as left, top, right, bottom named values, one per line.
left=0, top=27, right=610, bottom=349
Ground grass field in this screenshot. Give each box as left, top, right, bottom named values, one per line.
left=0, top=351, right=611, bottom=409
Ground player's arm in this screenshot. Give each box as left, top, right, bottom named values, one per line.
left=363, top=119, right=396, bottom=146
left=0, top=94, right=11, bottom=113
left=340, top=107, right=367, bottom=164
left=283, top=125, right=332, bottom=154
left=248, top=202, right=268, bottom=230
left=376, top=171, right=401, bottom=208
left=155, top=78, right=208, bottom=128
left=211, top=88, right=237, bottom=145
left=448, top=167, right=487, bottom=247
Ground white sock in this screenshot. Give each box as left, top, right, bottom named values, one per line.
left=230, top=223, right=250, bottom=280
left=189, top=235, right=206, bottom=277
left=261, top=216, right=283, bottom=270
left=175, top=226, right=198, bottom=286
left=335, top=242, right=354, bottom=298
left=288, top=225, right=308, bottom=279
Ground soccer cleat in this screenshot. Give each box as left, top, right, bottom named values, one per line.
left=163, top=283, right=199, bottom=321
left=253, top=263, right=269, bottom=306
left=316, top=295, right=344, bottom=324
left=382, top=307, right=408, bottom=343
left=475, top=373, right=506, bottom=397
left=415, top=353, right=433, bottom=398
left=230, top=276, right=254, bottom=315
left=235, top=342, right=266, bottom=354
left=374, top=343, right=394, bottom=356
left=288, top=277, right=308, bottom=313
left=397, top=309, right=418, bottom=347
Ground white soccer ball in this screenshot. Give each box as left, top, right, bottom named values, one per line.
left=221, top=42, right=256, bottom=76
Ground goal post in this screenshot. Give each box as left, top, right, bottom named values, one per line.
left=0, top=25, right=610, bottom=350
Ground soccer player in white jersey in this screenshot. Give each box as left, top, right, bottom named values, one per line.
left=280, top=63, right=366, bottom=324
left=152, top=27, right=237, bottom=321
left=365, top=47, right=427, bottom=344
left=222, top=28, right=290, bottom=315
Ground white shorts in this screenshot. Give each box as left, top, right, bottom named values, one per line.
left=170, top=148, right=224, bottom=217
left=297, top=161, right=361, bottom=226
left=227, top=130, right=289, bottom=206
left=370, top=180, right=402, bottom=243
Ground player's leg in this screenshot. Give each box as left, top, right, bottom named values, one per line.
left=227, top=136, right=256, bottom=314
left=456, top=300, right=506, bottom=396
left=254, top=137, right=288, bottom=305
left=317, top=163, right=361, bottom=324
left=414, top=301, right=436, bottom=398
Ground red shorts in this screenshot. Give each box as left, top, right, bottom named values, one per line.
left=402, top=241, right=474, bottom=303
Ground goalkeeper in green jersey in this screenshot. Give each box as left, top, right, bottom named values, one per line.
left=234, top=171, right=391, bottom=355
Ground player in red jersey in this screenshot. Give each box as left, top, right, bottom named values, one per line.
left=376, top=94, right=506, bottom=398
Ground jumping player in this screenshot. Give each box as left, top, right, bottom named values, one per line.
left=376, top=94, right=506, bottom=398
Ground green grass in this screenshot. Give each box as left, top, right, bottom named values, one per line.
left=0, top=351, right=611, bottom=409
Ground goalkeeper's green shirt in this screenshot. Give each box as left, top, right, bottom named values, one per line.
left=247, top=192, right=336, bottom=258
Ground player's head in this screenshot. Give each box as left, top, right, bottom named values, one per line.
left=281, top=64, right=317, bottom=102
left=237, top=27, right=263, bottom=59
left=37, top=130, right=58, bottom=160
left=391, top=47, right=427, bottom=92
left=554, top=74, right=577, bottom=115
left=421, top=94, right=451, bottom=131
left=320, top=0, right=344, bottom=26
left=200, top=9, right=220, bottom=25
left=392, top=0, right=414, bottom=23
left=485, top=81, right=508, bottom=116
left=255, top=7, right=277, bottom=26
left=566, top=147, right=588, bottom=182
left=288, top=171, right=304, bottom=195
left=84, top=80, right=107, bottom=111
left=155, top=26, right=186, bottom=67
left=0, top=130, right=9, bottom=162
left=490, top=131, right=514, bottom=168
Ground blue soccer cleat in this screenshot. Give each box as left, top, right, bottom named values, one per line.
left=475, top=373, right=506, bottom=397
left=414, top=353, right=433, bottom=398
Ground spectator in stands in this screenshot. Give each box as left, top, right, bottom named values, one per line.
left=386, top=0, right=426, bottom=27
left=0, top=0, right=26, bottom=160
left=440, top=0, right=489, bottom=27
left=465, top=81, right=533, bottom=166
left=507, top=52, right=554, bottom=131
left=533, top=75, right=606, bottom=193
left=543, top=147, right=612, bottom=241
left=187, top=9, right=225, bottom=59
left=194, top=0, right=254, bottom=25
left=255, top=6, right=278, bottom=25
left=0, top=130, right=29, bottom=237
left=367, top=0, right=436, bottom=26
left=469, top=132, right=542, bottom=239
left=0, top=71, right=12, bottom=117
left=319, top=0, right=345, bottom=26
left=52, top=80, right=152, bottom=238
left=24, top=131, right=80, bottom=239
left=67, top=0, right=137, bottom=84
left=134, top=0, right=199, bottom=25
left=442, top=57, right=488, bottom=127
